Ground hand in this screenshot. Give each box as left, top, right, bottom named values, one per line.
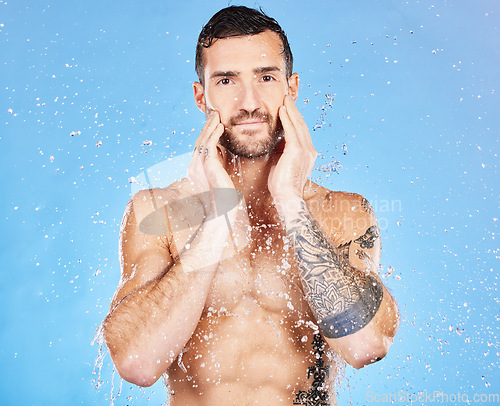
left=186, top=111, right=236, bottom=217
left=268, top=96, right=317, bottom=211
left=187, top=111, right=234, bottom=192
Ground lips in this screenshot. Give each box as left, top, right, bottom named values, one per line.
left=234, top=121, right=266, bottom=126
left=228, top=111, right=270, bottom=128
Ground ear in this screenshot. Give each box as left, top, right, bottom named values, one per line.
left=193, top=81, right=206, bottom=113
left=288, top=73, right=299, bottom=102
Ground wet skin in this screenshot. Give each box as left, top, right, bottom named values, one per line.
left=103, top=30, right=398, bottom=406
left=164, top=180, right=345, bottom=404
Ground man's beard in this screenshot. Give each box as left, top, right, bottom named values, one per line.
left=219, top=109, right=283, bottom=159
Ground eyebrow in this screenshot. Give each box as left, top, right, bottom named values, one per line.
left=211, top=70, right=239, bottom=79
left=210, top=66, right=282, bottom=79
left=254, top=66, right=281, bottom=74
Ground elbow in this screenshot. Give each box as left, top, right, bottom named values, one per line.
left=346, top=332, right=394, bottom=370
left=338, top=288, right=400, bottom=369
left=104, top=335, right=170, bottom=388
left=102, top=322, right=170, bottom=387
left=111, top=352, right=164, bottom=387
left=119, top=369, right=158, bottom=388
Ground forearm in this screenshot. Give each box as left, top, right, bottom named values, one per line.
left=278, top=198, right=384, bottom=339
left=103, top=215, right=232, bottom=386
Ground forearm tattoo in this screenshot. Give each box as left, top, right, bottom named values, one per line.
left=288, top=202, right=383, bottom=338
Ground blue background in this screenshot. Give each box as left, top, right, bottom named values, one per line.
left=1, top=0, right=498, bottom=404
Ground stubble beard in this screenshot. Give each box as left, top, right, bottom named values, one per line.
left=219, top=109, right=283, bottom=159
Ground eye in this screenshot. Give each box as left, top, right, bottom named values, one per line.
left=261, top=75, right=275, bottom=82
left=217, top=78, right=232, bottom=85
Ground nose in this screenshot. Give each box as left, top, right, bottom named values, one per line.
left=236, top=82, right=262, bottom=112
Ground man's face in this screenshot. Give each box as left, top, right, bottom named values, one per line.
left=194, top=31, right=298, bottom=158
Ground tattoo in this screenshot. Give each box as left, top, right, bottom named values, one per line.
left=288, top=201, right=383, bottom=338
left=354, top=225, right=380, bottom=249
left=361, top=197, right=374, bottom=215
left=293, top=334, right=330, bottom=406
left=354, top=249, right=369, bottom=261
left=336, top=225, right=379, bottom=262
left=337, top=241, right=350, bottom=261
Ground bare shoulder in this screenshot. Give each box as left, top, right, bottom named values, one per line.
left=303, top=181, right=381, bottom=271
left=128, top=178, right=191, bottom=216
left=303, top=181, right=377, bottom=245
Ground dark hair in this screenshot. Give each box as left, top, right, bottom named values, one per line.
left=195, top=6, right=293, bottom=85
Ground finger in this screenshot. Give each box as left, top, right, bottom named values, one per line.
left=284, top=96, right=314, bottom=149
left=215, top=142, right=227, bottom=162
left=194, top=113, right=218, bottom=154
left=205, top=123, right=224, bottom=159
left=189, top=112, right=220, bottom=183
left=278, top=104, right=300, bottom=148
left=194, top=111, right=220, bottom=154
left=284, top=95, right=306, bottom=129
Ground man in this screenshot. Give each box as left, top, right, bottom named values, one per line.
left=102, top=6, right=399, bottom=405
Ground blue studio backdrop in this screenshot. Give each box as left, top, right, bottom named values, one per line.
left=1, top=0, right=498, bottom=404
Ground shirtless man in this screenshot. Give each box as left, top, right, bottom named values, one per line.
left=102, top=6, right=399, bottom=405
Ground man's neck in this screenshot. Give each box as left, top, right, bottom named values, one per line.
left=224, top=153, right=275, bottom=215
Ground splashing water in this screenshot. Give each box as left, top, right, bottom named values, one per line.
left=316, top=157, right=343, bottom=175
left=91, top=323, right=125, bottom=405
left=91, top=323, right=106, bottom=391
left=313, top=93, right=336, bottom=131
left=109, top=368, right=123, bottom=405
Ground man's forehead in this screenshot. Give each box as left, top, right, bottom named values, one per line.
left=212, top=30, right=282, bottom=47
left=203, top=31, right=285, bottom=72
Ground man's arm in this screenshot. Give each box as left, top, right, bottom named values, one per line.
left=102, top=189, right=234, bottom=387
left=269, top=96, right=399, bottom=368
left=102, top=111, right=237, bottom=386
left=281, top=195, right=399, bottom=369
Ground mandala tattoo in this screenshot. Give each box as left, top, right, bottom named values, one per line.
left=293, top=334, right=330, bottom=406
left=287, top=202, right=383, bottom=338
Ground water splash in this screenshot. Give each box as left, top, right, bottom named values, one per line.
left=316, top=157, right=343, bottom=175
left=109, top=368, right=123, bottom=405
left=91, top=323, right=106, bottom=391
left=91, top=322, right=124, bottom=405
left=313, top=93, right=336, bottom=131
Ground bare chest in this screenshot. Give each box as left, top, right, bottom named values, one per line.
left=205, top=224, right=308, bottom=316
